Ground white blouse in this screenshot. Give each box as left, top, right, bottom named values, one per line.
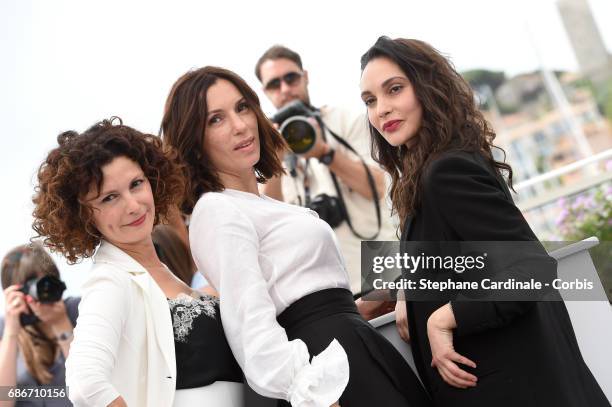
left=189, top=189, right=351, bottom=407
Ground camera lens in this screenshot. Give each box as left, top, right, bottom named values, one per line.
left=32, top=275, right=66, bottom=303
left=280, top=116, right=316, bottom=154
left=38, top=279, right=54, bottom=302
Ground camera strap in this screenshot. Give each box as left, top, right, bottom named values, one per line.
left=320, top=122, right=382, bottom=240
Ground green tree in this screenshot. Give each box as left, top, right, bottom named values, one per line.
left=461, top=69, right=507, bottom=92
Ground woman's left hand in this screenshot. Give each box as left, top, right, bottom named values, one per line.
left=427, top=303, right=478, bottom=389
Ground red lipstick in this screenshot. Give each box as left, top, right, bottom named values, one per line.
left=383, top=120, right=403, bottom=132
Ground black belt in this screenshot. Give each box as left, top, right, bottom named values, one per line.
left=277, top=288, right=358, bottom=332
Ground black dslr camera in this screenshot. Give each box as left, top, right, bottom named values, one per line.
left=18, top=275, right=66, bottom=326
left=271, top=100, right=318, bottom=154
left=271, top=100, right=346, bottom=229
left=307, top=193, right=345, bottom=229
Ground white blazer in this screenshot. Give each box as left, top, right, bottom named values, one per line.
left=66, top=241, right=176, bottom=407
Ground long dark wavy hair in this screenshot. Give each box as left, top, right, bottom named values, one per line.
left=360, top=36, right=513, bottom=230
left=160, top=66, right=287, bottom=214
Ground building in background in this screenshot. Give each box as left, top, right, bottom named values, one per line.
left=487, top=73, right=612, bottom=185
left=466, top=53, right=611, bottom=243
left=557, top=0, right=612, bottom=86
left=465, top=0, right=611, bottom=227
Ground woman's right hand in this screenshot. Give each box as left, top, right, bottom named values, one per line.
left=355, top=298, right=395, bottom=321
left=2, top=285, right=29, bottom=337
left=395, top=290, right=410, bottom=342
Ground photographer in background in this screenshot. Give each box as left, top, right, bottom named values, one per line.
left=0, top=243, right=79, bottom=407
left=255, top=45, right=396, bottom=302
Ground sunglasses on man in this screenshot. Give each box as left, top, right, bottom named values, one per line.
left=264, top=71, right=303, bottom=91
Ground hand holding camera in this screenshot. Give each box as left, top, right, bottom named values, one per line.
left=11, top=275, right=67, bottom=327
left=270, top=100, right=380, bottom=238
left=271, top=100, right=320, bottom=155
left=2, top=285, right=29, bottom=336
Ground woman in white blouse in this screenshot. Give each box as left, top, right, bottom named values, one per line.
left=161, top=66, right=431, bottom=407
left=32, top=118, right=244, bottom=407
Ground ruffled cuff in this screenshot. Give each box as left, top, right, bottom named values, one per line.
left=288, top=339, right=350, bottom=407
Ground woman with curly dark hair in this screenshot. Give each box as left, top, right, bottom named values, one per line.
left=32, top=118, right=243, bottom=407
left=359, top=36, right=609, bottom=407
left=161, top=66, right=432, bottom=407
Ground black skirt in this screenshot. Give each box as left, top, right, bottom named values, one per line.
left=277, top=288, right=432, bottom=407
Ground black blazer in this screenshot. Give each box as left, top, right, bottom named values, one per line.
left=402, top=150, right=609, bottom=407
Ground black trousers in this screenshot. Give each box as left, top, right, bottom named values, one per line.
left=277, top=288, right=432, bottom=407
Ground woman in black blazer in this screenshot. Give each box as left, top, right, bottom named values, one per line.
left=359, top=36, right=609, bottom=407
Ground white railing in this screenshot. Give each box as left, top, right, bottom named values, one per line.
left=514, top=148, right=611, bottom=214
left=514, top=149, right=612, bottom=192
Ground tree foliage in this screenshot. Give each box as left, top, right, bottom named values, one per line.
left=461, top=69, right=507, bottom=92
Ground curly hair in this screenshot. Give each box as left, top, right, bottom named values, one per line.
left=160, top=66, right=287, bottom=213
left=32, top=117, right=186, bottom=263
left=360, top=37, right=513, bottom=230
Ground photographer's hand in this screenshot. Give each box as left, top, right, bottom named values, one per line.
left=299, top=117, right=386, bottom=201
left=2, top=285, right=28, bottom=336
left=1, top=285, right=29, bottom=392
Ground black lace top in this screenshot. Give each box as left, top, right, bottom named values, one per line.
left=168, top=293, right=243, bottom=389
